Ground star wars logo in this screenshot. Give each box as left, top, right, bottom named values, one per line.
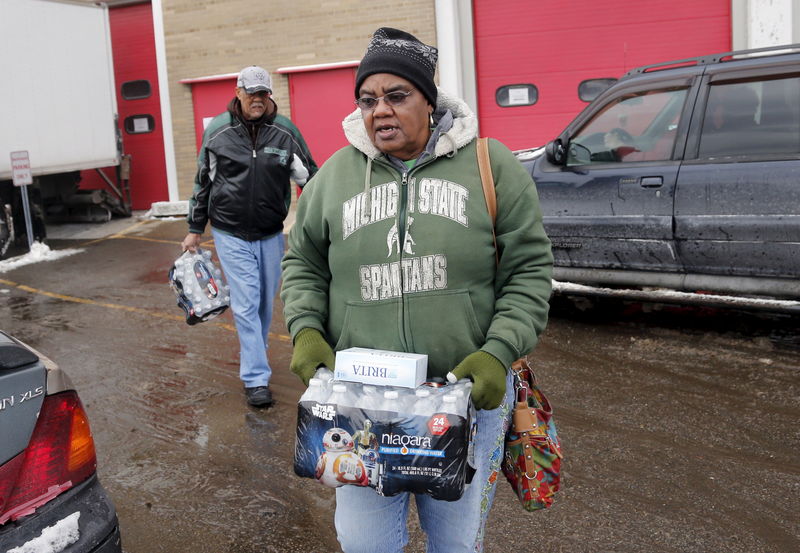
left=311, top=403, right=336, bottom=421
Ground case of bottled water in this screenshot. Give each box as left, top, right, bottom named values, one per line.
left=168, top=248, right=230, bottom=325
left=295, top=369, right=477, bottom=501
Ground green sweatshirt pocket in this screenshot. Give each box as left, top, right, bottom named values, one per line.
left=331, top=290, right=485, bottom=379
left=406, top=289, right=485, bottom=378
left=332, top=299, right=405, bottom=353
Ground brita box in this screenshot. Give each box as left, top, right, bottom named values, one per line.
left=334, top=347, right=428, bottom=388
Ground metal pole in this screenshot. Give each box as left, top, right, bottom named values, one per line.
left=20, top=184, right=34, bottom=250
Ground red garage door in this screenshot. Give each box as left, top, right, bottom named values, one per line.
left=277, top=63, right=358, bottom=166
left=181, top=75, right=238, bottom=152
left=80, top=1, right=168, bottom=210
left=473, top=0, right=731, bottom=150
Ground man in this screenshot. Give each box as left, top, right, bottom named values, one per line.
left=183, top=65, right=317, bottom=407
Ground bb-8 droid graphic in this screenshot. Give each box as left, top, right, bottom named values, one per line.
left=314, top=428, right=369, bottom=487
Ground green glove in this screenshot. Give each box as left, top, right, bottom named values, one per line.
left=290, top=328, right=335, bottom=386
left=449, top=351, right=507, bottom=410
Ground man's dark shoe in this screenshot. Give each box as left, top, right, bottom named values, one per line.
left=245, top=386, right=274, bottom=407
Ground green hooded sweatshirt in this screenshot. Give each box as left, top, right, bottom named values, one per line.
left=281, top=89, right=553, bottom=380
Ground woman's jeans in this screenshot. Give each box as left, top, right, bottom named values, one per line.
left=211, top=228, right=283, bottom=388
left=334, top=371, right=514, bottom=553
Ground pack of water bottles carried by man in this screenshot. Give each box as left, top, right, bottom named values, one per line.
left=293, top=347, right=477, bottom=501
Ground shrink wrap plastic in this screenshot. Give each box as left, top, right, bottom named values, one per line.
left=294, top=369, right=477, bottom=501
left=168, top=248, right=230, bottom=325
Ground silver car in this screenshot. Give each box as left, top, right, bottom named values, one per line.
left=0, top=331, right=122, bottom=552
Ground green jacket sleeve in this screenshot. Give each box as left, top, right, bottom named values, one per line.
left=280, top=168, right=332, bottom=339
left=479, top=139, right=554, bottom=367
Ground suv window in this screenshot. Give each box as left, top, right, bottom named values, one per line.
left=698, top=77, right=800, bottom=157
left=567, top=87, right=688, bottom=165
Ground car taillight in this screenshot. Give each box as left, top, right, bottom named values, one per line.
left=0, top=391, right=97, bottom=524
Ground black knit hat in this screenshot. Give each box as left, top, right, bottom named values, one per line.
left=355, top=27, right=438, bottom=107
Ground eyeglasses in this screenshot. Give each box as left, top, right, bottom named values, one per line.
left=355, top=89, right=415, bottom=111
left=243, top=90, right=270, bottom=99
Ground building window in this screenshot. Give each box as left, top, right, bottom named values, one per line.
left=121, top=80, right=151, bottom=100
left=495, top=84, right=538, bottom=107
left=124, top=114, right=155, bottom=134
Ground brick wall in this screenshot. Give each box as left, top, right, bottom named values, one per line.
left=162, top=0, right=437, bottom=200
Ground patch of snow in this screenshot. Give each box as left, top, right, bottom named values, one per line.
left=150, top=200, right=188, bottom=217
left=0, top=242, right=83, bottom=274
left=552, top=279, right=800, bottom=310
left=146, top=214, right=184, bottom=221
left=194, top=424, right=209, bottom=448
left=8, top=511, right=80, bottom=553
left=513, top=146, right=545, bottom=161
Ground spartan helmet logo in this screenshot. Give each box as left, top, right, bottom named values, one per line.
left=387, top=216, right=415, bottom=257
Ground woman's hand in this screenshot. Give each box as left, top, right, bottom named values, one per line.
left=290, top=328, right=335, bottom=386
left=449, top=351, right=506, bottom=410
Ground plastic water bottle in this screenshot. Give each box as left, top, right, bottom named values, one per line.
left=314, top=367, right=334, bottom=384
left=440, top=394, right=460, bottom=416
left=422, top=380, right=448, bottom=405
left=300, top=377, right=328, bottom=404
left=359, top=385, right=382, bottom=411
left=450, top=386, right=470, bottom=414
left=382, top=389, right=401, bottom=415
left=412, top=388, right=436, bottom=417
left=329, top=383, right=355, bottom=409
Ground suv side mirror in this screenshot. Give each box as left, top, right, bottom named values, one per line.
left=578, top=78, right=617, bottom=102
left=545, top=139, right=567, bottom=165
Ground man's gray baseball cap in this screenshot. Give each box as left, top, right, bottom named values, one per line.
left=237, top=66, right=272, bottom=94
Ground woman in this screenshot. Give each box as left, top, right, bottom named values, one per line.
left=281, top=27, right=553, bottom=553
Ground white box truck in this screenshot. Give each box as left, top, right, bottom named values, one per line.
left=0, top=0, right=125, bottom=257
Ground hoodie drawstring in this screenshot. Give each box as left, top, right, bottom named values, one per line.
left=442, top=132, right=458, bottom=158
left=363, top=156, right=373, bottom=220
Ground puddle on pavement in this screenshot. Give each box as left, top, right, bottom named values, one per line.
left=138, top=267, right=173, bottom=285
left=534, top=297, right=800, bottom=553
left=73, top=324, right=342, bottom=553
left=550, top=294, right=800, bottom=352
left=4, top=239, right=797, bottom=553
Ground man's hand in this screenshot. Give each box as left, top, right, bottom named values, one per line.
left=182, top=232, right=202, bottom=252
left=449, top=351, right=507, bottom=410
left=290, top=328, right=335, bottom=386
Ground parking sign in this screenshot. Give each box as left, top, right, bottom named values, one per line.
left=10, top=150, right=33, bottom=186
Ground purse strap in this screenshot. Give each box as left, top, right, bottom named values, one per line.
left=476, top=137, right=499, bottom=266
left=477, top=138, right=549, bottom=423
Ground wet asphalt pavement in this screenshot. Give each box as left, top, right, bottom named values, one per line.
left=1, top=216, right=798, bottom=553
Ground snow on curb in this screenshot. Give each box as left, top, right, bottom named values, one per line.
left=553, top=280, right=800, bottom=311
left=0, top=242, right=84, bottom=274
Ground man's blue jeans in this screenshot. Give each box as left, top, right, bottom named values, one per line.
left=334, top=371, right=514, bottom=553
left=211, top=228, right=283, bottom=388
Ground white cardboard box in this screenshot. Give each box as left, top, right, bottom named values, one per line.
left=334, top=347, right=428, bottom=388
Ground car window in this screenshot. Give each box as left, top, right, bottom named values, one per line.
left=698, top=77, right=800, bottom=157
left=567, top=87, right=688, bottom=165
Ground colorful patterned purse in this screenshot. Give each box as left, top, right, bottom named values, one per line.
left=476, top=138, right=563, bottom=511
left=502, top=357, right=563, bottom=511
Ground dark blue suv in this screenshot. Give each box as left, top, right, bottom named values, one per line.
left=517, top=44, right=800, bottom=302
